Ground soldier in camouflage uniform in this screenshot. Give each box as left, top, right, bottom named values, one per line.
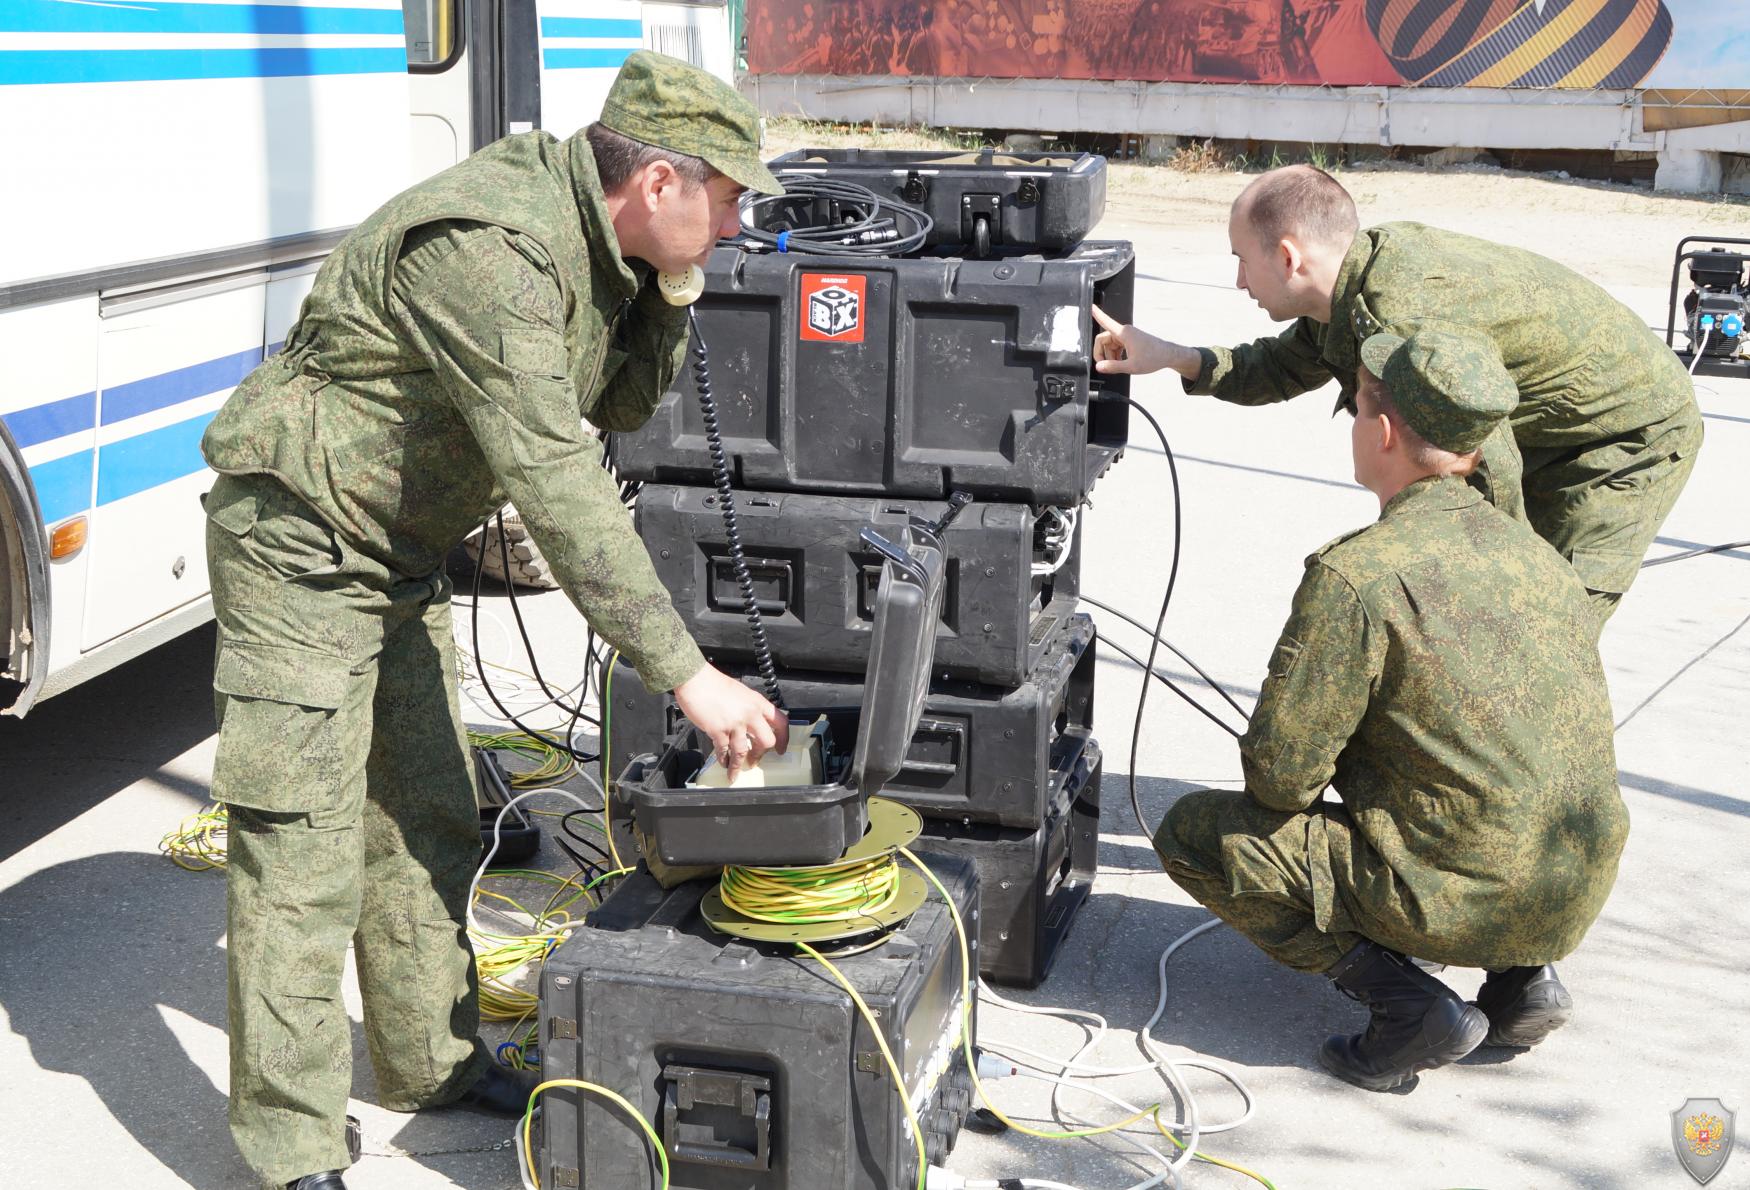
left=1092, top=164, right=1702, bottom=629
left=1154, top=326, right=1629, bottom=1092
left=199, top=53, right=787, bottom=1190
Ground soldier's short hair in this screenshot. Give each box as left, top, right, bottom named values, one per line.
left=1240, top=165, right=1358, bottom=250
left=586, top=122, right=716, bottom=192
left=1358, top=368, right=1480, bottom=477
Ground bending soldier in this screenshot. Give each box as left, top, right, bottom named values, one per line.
left=199, top=53, right=787, bottom=1190
left=1154, top=328, right=1629, bottom=1091
left=1093, top=164, right=1702, bottom=629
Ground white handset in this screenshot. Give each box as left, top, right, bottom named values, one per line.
left=657, top=264, right=706, bottom=306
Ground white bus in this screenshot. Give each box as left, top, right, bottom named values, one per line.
left=0, top=0, right=734, bottom=717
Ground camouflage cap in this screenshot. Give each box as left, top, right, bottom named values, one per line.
left=1359, top=326, right=1517, bottom=453
left=599, top=50, right=784, bottom=195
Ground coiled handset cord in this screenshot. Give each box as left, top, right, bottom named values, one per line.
left=687, top=305, right=785, bottom=709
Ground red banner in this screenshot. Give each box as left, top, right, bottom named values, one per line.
left=745, top=0, right=1677, bottom=90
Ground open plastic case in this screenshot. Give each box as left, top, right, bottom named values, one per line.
left=621, top=498, right=962, bottom=867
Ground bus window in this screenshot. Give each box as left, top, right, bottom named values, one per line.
left=405, top=0, right=461, bottom=70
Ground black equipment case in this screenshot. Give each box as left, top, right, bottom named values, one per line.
left=622, top=514, right=949, bottom=868
left=608, top=240, right=1135, bottom=507
left=604, top=614, right=1097, bottom=830
left=761, top=147, right=1108, bottom=256
left=537, top=854, right=980, bottom=1190
left=636, top=485, right=1081, bottom=687
left=916, top=735, right=1101, bottom=988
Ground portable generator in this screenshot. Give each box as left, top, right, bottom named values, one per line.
left=1665, top=235, right=1750, bottom=380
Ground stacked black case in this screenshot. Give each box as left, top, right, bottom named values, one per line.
left=600, top=150, right=1129, bottom=988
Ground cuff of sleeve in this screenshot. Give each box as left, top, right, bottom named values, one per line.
left=632, top=633, right=708, bottom=696
left=1184, top=347, right=1222, bottom=395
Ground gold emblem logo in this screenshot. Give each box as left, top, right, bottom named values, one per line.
left=1686, top=1113, right=1726, bottom=1158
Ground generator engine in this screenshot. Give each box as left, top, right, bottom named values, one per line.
left=1667, top=236, right=1750, bottom=379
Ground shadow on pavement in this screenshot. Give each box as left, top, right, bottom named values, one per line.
left=0, top=623, right=218, bottom=863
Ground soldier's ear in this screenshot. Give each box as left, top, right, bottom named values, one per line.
left=638, top=159, right=681, bottom=211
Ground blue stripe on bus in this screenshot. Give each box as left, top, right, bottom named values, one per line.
left=1, top=2, right=404, bottom=36
left=539, top=17, right=643, bottom=39
left=3, top=392, right=96, bottom=450
left=0, top=46, right=408, bottom=86
left=95, top=412, right=218, bottom=507
left=26, top=450, right=95, bottom=525
left=542, top=47, right=636, bottom=71
left=103, top=347, right=263, bottom=425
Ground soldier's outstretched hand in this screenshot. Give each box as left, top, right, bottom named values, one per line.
left=1092, top=305, right=1176, bottom=376
left=672, top=663, right=790, bottom=779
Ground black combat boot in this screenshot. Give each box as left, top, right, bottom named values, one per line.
left=285, top=1174, right=347, bottom=1190
left=451, top=1062, right=541, bottom=1116
left=1472, top=964, right=1573, bottom=1048
left=1319, top=940, right=1489, bottom=1092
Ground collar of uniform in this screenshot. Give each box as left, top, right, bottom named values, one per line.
left=1321, top=229, right=1382, bottom=414
left=1329, top=228, right=1379, bottom=340
left=563, top=134, right=640, bottom=305
left=1380, top=474, right=1482, bottom=520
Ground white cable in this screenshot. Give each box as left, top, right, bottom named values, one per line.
left=1690, top=325, right=1712, bottom=375
left=969, top=917, right=1253, bottom=1188
left=515, top=1118, right=536, bottom=1190
left=469, top=778, right=610, bottom=944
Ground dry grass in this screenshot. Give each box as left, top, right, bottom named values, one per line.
left=1166, top=137, right=1238, bottom=174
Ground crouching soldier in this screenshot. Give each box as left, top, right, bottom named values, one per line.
left=1154, top=327, right=1629, bottom=1091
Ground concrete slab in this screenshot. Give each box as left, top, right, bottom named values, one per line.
left=2, top=167, right=1746, bottom=1190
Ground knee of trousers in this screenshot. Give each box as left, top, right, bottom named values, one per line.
left=1152, top=788, right=1241, bottom=874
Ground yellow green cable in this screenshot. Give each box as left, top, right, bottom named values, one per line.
left=601, top=651, right=625, bottom=871
left=522, top=1078, right=669, bottom=1190
left=159, top=803, right=230, bottom=871
left=720, top=852, right=901, bottom=924
left=799, top=941, right=929, bottom=1190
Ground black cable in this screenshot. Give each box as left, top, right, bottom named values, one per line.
left=689, top=306, right=785, bottom=708
left=1121, top=396, right=1184, bottom=840
left=552, top=834, right=606, bottom=886
left=1641, top=538, right=1750, bottom=568
left=1099, top=634, right=1243, bottom=740
left=739, top=174, right=934, bottom=257
left=1079, top=594, right=1251, bottom=723
left=467, top=520, right=598, bottom=763
left=491, top=512, right=603, bottom=737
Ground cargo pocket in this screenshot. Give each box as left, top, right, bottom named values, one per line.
left=1567, top=544, right=1643, bottom=596
left=251, top=982, right=348, bottom=1107
left=205, top=477, right=263, bottom=537
left=212, top=641, right=362, bottom=815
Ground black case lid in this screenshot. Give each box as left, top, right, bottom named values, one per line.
left=847, top=515, right=949, bottom=794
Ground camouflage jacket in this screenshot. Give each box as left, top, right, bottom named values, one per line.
left=1241, top=476, right=1628, bottom=961
left=202, top=132, right=704, bottom=691
left=1190, top=222, right=1696, bottom=511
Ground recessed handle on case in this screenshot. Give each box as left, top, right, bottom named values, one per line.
left=661, top=1064, right=773, bottom=1170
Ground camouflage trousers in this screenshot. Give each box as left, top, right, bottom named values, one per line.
left=1154, top=788, right=1552, bottom=976
left=1523, top=399, right=1704, bottom=630
left=205, top=473, right=487, bottom=1186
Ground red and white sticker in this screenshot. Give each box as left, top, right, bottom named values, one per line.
left=799, top=273, right=867, bottom=343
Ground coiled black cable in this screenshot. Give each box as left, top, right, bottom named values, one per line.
left=739, top=174, right=934, bottom=257
left=689, top=306, right=784, bottom=708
